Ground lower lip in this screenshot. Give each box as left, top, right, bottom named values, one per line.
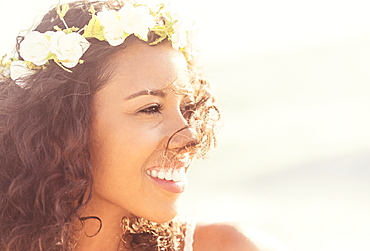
left=150, top=177, right=187, bottom=193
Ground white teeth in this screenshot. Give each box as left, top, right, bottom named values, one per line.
left=165, top=170, right=172, bottom=180
left=148, top=168, right=186, bottom=182
left=157, top=169, right=165, bottom=179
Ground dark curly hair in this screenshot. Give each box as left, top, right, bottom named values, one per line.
left=0, top=1, right=218, bottom=250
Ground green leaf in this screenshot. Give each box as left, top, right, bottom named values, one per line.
left=88, top=5, right=96, bottom=15
left=56, top=3, right=70, bottom=19
left=82, top=15, right=105, bottom=41
left=63, top=26, right=80, bottom=34
left=25, top=61, right=45, bottom=70
left=54, top=26, right=62, bottom=31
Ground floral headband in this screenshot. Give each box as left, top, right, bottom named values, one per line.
left=1, top=1, right=192, bottom=82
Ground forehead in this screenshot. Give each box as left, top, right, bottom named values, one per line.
left=106, top=41, right=192, bottom=95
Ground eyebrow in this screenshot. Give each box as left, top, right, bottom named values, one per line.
left=124, top=88, right=167, bottom=100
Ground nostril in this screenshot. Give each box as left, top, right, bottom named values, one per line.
left=165, top=126, right=198, bottom=153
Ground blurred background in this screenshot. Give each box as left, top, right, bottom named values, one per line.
left=1, top=0, right=370, bottom=250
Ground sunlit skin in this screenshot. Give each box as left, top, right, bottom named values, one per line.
left=75, top=40, right=269, bottom=251
left=75, top=40, right=197, bottom=250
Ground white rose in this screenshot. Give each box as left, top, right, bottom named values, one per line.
left=50, top=31, right=90, bottom=68
left=97, top=10, right=126, bottom=46
left=1, top=66, right=10, bottom=78
left=19, top=31, right=51, bottom=66
left=9, top=61, right=35, bottom=85
left=45, top=31, right=57, bottom=37
left=169, top=8, right=192, bottom=50
left=119, top=4, right=156, bottom=41
left=159, top=4, right=191, bottom=50
left=171, top=20, right=189, bottom=50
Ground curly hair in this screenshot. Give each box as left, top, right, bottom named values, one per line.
left=0, top=1, right=218, bottom=250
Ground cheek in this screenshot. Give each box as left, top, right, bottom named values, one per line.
left=89, top=120, right=168, bottom=208
left=90, top=118, right=164, bottom=172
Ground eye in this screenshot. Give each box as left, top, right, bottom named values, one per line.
left=138, top=104, right=163, bottom=115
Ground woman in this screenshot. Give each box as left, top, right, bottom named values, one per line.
left=0, top=1, right=265, bottom=250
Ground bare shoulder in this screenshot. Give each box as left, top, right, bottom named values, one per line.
left=193, top=222, right=289, bottom=251
left=193, top=222, right=259, bottom=251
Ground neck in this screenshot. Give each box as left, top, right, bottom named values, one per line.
left=74, top=199, right=131, bottom=251
left=74, top=218, right=124, bottom=251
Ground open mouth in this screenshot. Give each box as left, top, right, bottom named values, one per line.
left=146, top=168, right=186, bottom=182
left=146, top=166, right=188, bottom=193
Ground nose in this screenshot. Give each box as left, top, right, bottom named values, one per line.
left=165, top=113, right=198, bottom=153
left=166, top=126, right=198, bottom=151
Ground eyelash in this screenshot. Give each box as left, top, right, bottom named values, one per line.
left=138, top=103, right=197, bottom=117
left=139, top=104, right=163, bottom=115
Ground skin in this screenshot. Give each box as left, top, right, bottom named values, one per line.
left=75, top=40, right=274, bottom=251
left=194, top=223, right=261, bottom=251
left=76, top=40, right=197, bottom=250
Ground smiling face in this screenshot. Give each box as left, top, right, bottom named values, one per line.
left=88, top=40, right=197, bottom=223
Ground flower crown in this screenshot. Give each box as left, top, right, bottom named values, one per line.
left=1, top=2, right=193, bottom=82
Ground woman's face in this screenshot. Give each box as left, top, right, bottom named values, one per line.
left=89, top=41, right=196, bottom=223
